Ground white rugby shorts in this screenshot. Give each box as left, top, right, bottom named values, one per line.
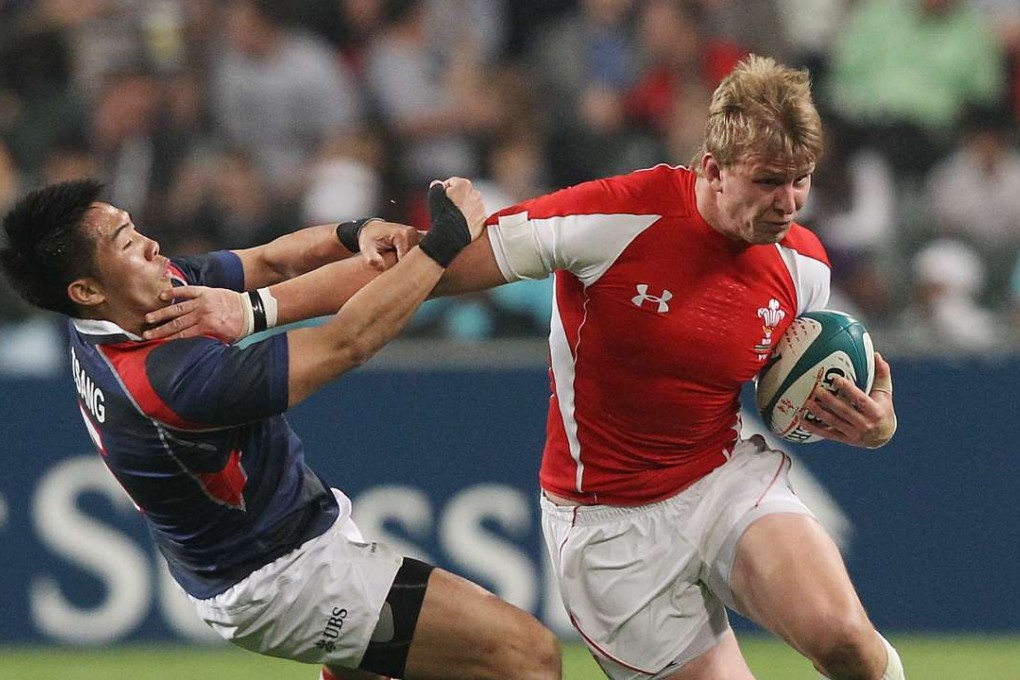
left=190, top=489, right=403, bottom=668
left=541, top=435, right=814, bottom=680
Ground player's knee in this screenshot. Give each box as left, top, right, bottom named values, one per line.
left=526, top=624, right=562, bottom=679
left=495, top=619, right=561, bottom=680
left=804, top=611, right=877, bottom=677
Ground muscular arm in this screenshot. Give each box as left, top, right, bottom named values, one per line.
left=431, top=231, right=508, bottom=297
left=232, top=224, right=354, bottom=291
left=271, top=251, right=396, bottom=325
left=286, top=248, right=444, bottom=405
left=143, top=222, right=415, bottom=342
left=286, top=179, right=485, bottom=405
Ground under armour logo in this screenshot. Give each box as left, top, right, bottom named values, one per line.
left=632, top=284, right=673, bottom=313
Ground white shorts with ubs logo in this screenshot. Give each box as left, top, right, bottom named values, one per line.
left=190, top=490, right=403, bottom=669
left=541, top=436, right=814, bottom=679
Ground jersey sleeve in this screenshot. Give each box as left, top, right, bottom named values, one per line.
left=778, top=226, right=831, bottom=315
left=110, top=334, right=290, bottom=430
left=169, top=251, right=245, bottom=291
left=486, top=176, right=660, bottom=286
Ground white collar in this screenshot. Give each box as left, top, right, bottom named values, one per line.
left=71, top=317, right=143, bottom=341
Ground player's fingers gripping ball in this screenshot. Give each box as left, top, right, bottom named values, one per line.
left=419, top=183, right=472, bottom=267
left=755, top=310, right=874, bottom=443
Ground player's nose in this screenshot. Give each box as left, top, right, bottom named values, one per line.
left=774, top=184, right=797, bottom=216
left=144, top=236, right=160, bottom=260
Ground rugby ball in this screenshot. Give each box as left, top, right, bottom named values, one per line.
left=755, top=310, right=874, bottom=444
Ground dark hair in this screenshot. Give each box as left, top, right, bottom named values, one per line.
left=0, top=179, right=104, bottom=316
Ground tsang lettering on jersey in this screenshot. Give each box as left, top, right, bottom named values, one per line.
left=71, top=347, right=105, bottom=423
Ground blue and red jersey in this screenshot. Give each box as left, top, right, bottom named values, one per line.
left=69, top=251, right=338, bottom=598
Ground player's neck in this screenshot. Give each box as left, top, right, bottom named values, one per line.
left=693, top=175, right=729, bottom=239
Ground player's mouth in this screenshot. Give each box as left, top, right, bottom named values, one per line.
left=760, top=221, right=791, bottom=234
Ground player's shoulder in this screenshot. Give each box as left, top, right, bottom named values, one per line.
left=499, top=164, right=691, bottom=221
left=601, top=163, right=692, bottom=205
left=779, top=224, right=830, bottom=267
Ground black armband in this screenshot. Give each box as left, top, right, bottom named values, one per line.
left=248, top=290, right=268, bottom=333
left=336, top=217, right=381, bottom=253
left=419, top=184, right=471, bottom=267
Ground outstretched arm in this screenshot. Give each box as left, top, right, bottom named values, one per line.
left=286, top=178, right=486, bottom=405
left=142, top=216, right=503, bottom=343
left=233, top=219, right=419, bottom=290
left=431, top=232, right=508, bottom=296
left=142, top=220, right=418, bottom=342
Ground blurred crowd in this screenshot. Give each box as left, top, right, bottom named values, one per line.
left=3, top=0, right=1020, bottom=375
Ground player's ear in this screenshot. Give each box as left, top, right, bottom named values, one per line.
left=702, top=155, right=723, bottom=191
left=68, top=276, right=106, bottom=309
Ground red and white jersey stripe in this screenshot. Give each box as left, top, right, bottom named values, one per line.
left=487, top=165, right=830, bottom=505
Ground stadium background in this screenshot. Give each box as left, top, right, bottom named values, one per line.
left=2, top=0, right=1020, bottom=678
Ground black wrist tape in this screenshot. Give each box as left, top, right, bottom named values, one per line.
left=419, top=184, right=471, bottom=267
left=336, top=217, right=379, bottom=253
left=248, top=290, right=268, bottom=333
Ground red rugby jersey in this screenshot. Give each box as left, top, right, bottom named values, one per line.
left=487, top=164, right=830, bottom=505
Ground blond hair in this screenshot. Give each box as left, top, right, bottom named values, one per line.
left=691, top=54, right=823, bottom=174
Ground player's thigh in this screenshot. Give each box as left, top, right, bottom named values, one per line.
left=729, top=513, right=873, bottom=651
left=542, top=493, right=734, bottom=678
left=402, top=567, right=559, bottom=680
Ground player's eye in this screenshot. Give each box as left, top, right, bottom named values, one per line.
left=123, top=240, right=133, bottom=250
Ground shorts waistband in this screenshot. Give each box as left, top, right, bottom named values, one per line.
left=539, top=436, right=774, bottom=526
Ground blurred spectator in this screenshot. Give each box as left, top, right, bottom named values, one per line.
left=88, top=67, right=187, bottom=221
left=425, top=0, right=508, bottom=66
left=924, top=104, right=1020, bottom=306
left=210, top=0, right=365, bottom=201
left=0, top=21, right=87, bottom=181
left=967, top=0, right=1020, bottom=122
left=301, top=130, right=385, bottom=225
left=893, top=238, right=1006, bottom=351
left=163, top=146, right=291, bottom=253
left=626, top=0, right=745, bottom=164
left=825, top=0, right=1006, bottom=177
left=798, top=117, right=897, bottom=324
left=0, top=136, right=63, bottom=375
left=39, top=137, right=101, bottom=185
left=336, top=0, right=386, bottom=73
left=363, top=0, right=500, bottom=217
left=526, top=0, right=661, bottom=186
left=773, top=0, right=849, bottom=78
left=526, top=0, right=639, bottom=128
left=696, top=0, right=792, bottom=65
left=287, top=0, right=385, bottom=75
left=36, top=0, right=191, bottom=102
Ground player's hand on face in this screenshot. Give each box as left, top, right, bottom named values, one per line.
left=800, top=352, right=897, bottom=449
left=358, top=220, right=422, bottom=272
left=142, top=285, right=245, bottom=343
left=437, top=177, right=487, bottom=241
